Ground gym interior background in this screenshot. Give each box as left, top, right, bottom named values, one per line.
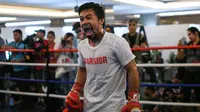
left=0, top=0, right=200, bottom=112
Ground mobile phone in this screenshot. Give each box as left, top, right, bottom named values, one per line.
left=180, top=37, right=187, bottom=45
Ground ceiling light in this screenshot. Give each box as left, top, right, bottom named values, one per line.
left=126, top=14, right=140, bottom=18
left=0, top=17, right=17, bottom=22
left=105, top=9, right=114, bottom=13
left=0, top=5, right=113, bottom=18
left=112, top=0, right=200, bottom=9
left=112, top=0, right=162, bottom=9
left=158, top=10, right=200, bottom=17
left=106, top=16, right=115, bottom=20
left=5, top=20, right=51, bottom=27
left=0, top=5, right=78, bottom=18
left=64, top=18, right=80, bottom=23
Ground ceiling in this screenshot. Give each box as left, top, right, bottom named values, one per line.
left=0, top=0, right=200, bottom=24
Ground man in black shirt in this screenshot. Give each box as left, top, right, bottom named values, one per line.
left=123, top=19, right=157, bottom=82
left=122, top=19, right=147, bottom=63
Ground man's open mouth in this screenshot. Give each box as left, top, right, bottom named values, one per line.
left=82, top=24, right=94, bottom=37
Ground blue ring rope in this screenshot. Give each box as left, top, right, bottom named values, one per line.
left=0, top=76, right=200, bottom=87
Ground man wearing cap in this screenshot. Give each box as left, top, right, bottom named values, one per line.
left=72, top=22, right=85, bottom=41
left=34, top=29, right=48, bottom=109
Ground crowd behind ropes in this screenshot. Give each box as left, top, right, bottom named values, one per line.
left=0, top=19, right=199, bottom=112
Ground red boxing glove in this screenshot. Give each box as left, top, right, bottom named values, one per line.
left=65, top=83, right=83, bottom=112
left=63, top=108, right=69, bottom=112
left=121, top=92, right=141, bottom=112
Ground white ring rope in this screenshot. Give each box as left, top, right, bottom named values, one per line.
left=0, top=90, right=200, bottom=107
left=1, top=62, right=200, bottom=67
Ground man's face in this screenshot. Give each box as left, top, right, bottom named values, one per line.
left=13, top=32, right=21, bottom=42
left=75, top=27, right=84, bottom=40
left=80, top=9, right=104, bottom=40
left=37, top=32, right=44, bottom=39
left=128, top=21, right=137, bottom=33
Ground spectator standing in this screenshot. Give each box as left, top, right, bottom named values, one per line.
left=105, top=25, right=114, bottom=33
left=122, top=19, right=156, bottom=82
left=44, top=30, right=59, bottom=112
left=72, top=22, right=85, bottom=41
left=0, top=28, right=6, bottom=107
left=33, top=29, right=48, bottom=109
left=122, top=19, right=147, bottom=63
left=54, top=33, right=75, bottom=110
left=54, top=33, right=75, bottom=92
left=177, top=27, right=200, bottom=104
left=1, top=29, right=30, bottom=107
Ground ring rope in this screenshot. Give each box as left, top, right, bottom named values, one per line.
left=1, top=62, right=200, bottom=67
left=0, top=90, right=199, bottom=107
left=1, top=45, right=200, bottom=52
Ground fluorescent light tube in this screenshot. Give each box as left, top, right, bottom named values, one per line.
left=158, top=10, right=200, bottom=17
left=112, top=0, right=200, bottom=9
left=5, top=20, right=51, bottom=27
left=0, top=17, right=16, bottom=22
left=0, top=5, right=78, bottom=18
left=64, top=18, right=80, bottom=23
left=126, top=14, right=140, bottom=18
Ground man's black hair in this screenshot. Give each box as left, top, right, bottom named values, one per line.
left=65, top=32, right=74, bottom=38
left=13, top=29, right=22, bottom=36
left=78, top=2, right=105, bottom=27
left=127, top=18, right=138, bottom=24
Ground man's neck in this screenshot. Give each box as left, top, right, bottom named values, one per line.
left=15, top=40, right=21, bottom=43
left=129, top=32, right=136, bottom=36
left=89, top=31, right=105, bottom=47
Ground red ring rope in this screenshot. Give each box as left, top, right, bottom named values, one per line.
left=0, top=45, right=199, bottom=52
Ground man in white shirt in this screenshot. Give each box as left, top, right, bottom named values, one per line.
left=64, top=2, right=141, bottom=112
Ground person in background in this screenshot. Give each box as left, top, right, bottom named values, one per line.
left=54, top=33, right=75, bottom=90
left=44, top=30, right=58, bottom=112
left=177, top=27, right=200, bottom=105
left=105, top=25, right=114, bottom=33
left=1, top=29, right=30, bottom=108
left=122, top=19, right=147, bottom=63
left=54, top=33, right=75, bottom=110
left=122, top=19, right=156, bottom=83
left=154, top=52, right=164, bottom=82
left=72, top=22, right=85, bottom=41
left=0, top=28, right=7, bottom=107
left=143, top=87, right=160, bottom=112
left=33, top=29, right=48, bottom=109
left=46, top=30, right=56, bottom=82
left=47, top=31, right=55, bottom=49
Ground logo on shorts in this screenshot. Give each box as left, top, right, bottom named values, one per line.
left=84, top=56, right=107, bottom=64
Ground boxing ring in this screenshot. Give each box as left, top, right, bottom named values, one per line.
left=0, top=46, right=200, bottom=109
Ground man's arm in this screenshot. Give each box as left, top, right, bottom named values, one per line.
left=124, top=60, right=140, bottom=92
left=1, top=42, right=15, bottom=49
left=75, top=67, right=87, bottom=87
left=140, top=35, right=147, bottom=48
left=1, top=45, right=15, bottom=49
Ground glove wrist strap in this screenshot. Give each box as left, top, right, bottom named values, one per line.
left=71, top=89, right=80, bottom=97
left=72, top=82, right=83, bottom=93
left=128, top=92, right=140, bottom=102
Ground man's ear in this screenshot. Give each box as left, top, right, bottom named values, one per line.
left=99, top=18, right=105, bottom=26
